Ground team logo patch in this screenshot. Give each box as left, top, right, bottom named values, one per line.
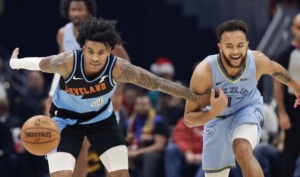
left=91, top=97, right=104, bottom=108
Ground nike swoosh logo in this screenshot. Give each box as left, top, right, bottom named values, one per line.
left=216, top=80, right=225, bottom=85
left=99, top=75, right=109, bottom=83
left=240, top=78, right=249, bottom=81
left=73, top=76, right=83, bottom=80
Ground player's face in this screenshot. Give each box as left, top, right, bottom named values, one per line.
left=218, top=31, right=248, bottom=69
left=134, top=96, right=152, bottom=117
left=82, top=40, right=112, bottom=76
left=69, top=1, right=90, bottom=27
left=292, top=17, right=300, bottom=42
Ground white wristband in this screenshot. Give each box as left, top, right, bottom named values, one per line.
left=10, top=57, right=42, bottom=70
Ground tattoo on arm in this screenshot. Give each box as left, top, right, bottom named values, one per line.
left=40, top=52, right=72, bottom=78
left=272, top=71, right=292, bottom=84
left=39, top=58, right=52, bottom=73
left=114, top=62, right=197, bottom=102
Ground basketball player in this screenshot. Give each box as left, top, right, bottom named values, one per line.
left=10, top=17, right=209, bottom=177
left=273, top=13, right=300, bottom=177
left=184, top=19, right=300, bottom=177
left=48, top=1, right=130, bottom=177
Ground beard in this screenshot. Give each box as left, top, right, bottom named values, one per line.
left=221, top=52, right=246, bottom=68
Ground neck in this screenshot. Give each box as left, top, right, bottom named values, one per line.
left=72, top=25, right=79, bottom=37
left=292, top=40, right=300, bottom=49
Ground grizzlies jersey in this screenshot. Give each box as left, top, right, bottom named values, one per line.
left=62, top=23, right=80, bottom=51
left=206, top=50, right=262, bottom=117
left=50, top=50, right=117, bottom=125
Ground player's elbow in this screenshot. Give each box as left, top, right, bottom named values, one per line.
left=184, top=116, right=195, bottom=128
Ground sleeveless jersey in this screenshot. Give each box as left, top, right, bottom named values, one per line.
left=51, top=50, right=117, bottom=124
left=62, top=23, right=80, bottom=51
left=206, top=50, right=262, bottom=117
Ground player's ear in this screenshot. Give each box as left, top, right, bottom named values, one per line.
left=217, top=43, right=221, bottom=52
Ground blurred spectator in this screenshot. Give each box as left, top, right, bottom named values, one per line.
left=149, top=57, right=185, bottom=128
left=164, top=117, right=204, bottom=177
left=121, top=84, right=145, bottom=116
left=125, top=94, right=168, bottom=177
left=273, top=13, right=300, bottom=177
left=156, top=92, right=184, bottom=130
left=0, top=60, right=7, bottom=99
left=0, top=122, right=17, bottom=177
left=253, top=104, right=281, bottom=177
left=149, top=57, right=176, bottom=106
left=0, top=96, right=21, bottom=128
left=18, top=71, right=47, bottom=123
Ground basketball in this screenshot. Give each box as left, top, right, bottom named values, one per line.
left=20, top=115, right=60, bottom=156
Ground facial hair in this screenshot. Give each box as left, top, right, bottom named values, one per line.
left=221, top=51, right=246, bottom=68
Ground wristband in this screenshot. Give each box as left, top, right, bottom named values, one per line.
left=10, top=57, right=42, bottom=70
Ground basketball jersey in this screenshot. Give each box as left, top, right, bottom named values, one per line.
left=62, top=23, right=80, bottom=51
left=206, top=50, right=262, bottom=117
left=51, top=50, right=117, bottom=125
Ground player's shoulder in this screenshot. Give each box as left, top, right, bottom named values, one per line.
left=57, top=26, right=65, bottom=36
left=251, top=50, right=266, bottom=59
left=194, top=58, right=211, bottom=75
left=58, top=50, right=74, bottom=61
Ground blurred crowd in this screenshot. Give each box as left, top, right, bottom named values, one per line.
left=1, top=0, right=300, bottom=177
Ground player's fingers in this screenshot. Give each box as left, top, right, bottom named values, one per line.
left=210, top=89, right=215, bottom=98
left=11, top=48, right=19, bottom=59
left=294, top=100, right=299, bottom=108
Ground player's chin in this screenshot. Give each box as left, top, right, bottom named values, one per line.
left=230, top=59, right=242, bottom=66
left=90, top=65, right=101, bottom=71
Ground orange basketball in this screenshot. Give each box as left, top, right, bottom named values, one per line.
left=20, top=115, right=60, bottom=156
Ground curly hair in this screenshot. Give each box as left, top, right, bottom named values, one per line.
left=216, top=19, right=248, bottom=41
left=76, top=17, right=123, bottom=49
left=60, top=0, right=97, bottom=19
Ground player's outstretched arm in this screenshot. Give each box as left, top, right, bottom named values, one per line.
left=112, top=58, right=203, bottom=103
left=9, top=48, right=73, bottom=79
left=254, top=50, right=300, bottom=107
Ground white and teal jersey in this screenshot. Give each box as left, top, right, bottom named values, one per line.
left=62, top=23, right=80, bottom=51
left=206, top=50, right=262, bottom=117
left=50, top=50, right=117, bottom=125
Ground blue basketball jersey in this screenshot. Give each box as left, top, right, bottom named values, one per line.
left=206, top=50, right=262, bottom=117
left=201, top=50, right=265, bottom=172
left=51, top=50, right=117, bottom=125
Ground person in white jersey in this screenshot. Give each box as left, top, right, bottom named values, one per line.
left=47, top=1, right=131, bottom=177
left=184, top=19, right=300, bottom=177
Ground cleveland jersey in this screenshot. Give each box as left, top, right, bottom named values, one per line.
left=206, top=50, right=262, bottom=117
left=62, top=23, right=80, bottom=51
left=50, top=50, right=117, bottom=125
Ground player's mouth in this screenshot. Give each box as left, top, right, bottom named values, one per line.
left=90, top=63, right=100, bottom=70
left=230, top=55, right=242, bottom=60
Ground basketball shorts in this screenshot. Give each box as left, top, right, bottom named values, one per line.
left=202, top=101, right=264, bottom=173
left=51, top=113, right=126, bottom=159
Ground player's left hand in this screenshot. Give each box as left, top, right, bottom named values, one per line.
left=11, top=48, right=19, bottom=59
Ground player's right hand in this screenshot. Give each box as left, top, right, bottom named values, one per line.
left=210, top=87, right=227, bottom=115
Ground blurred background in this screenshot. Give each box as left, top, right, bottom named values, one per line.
left=0, top=0, right=279, bottom=83
left=1, top=0, right=300, bottom=177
